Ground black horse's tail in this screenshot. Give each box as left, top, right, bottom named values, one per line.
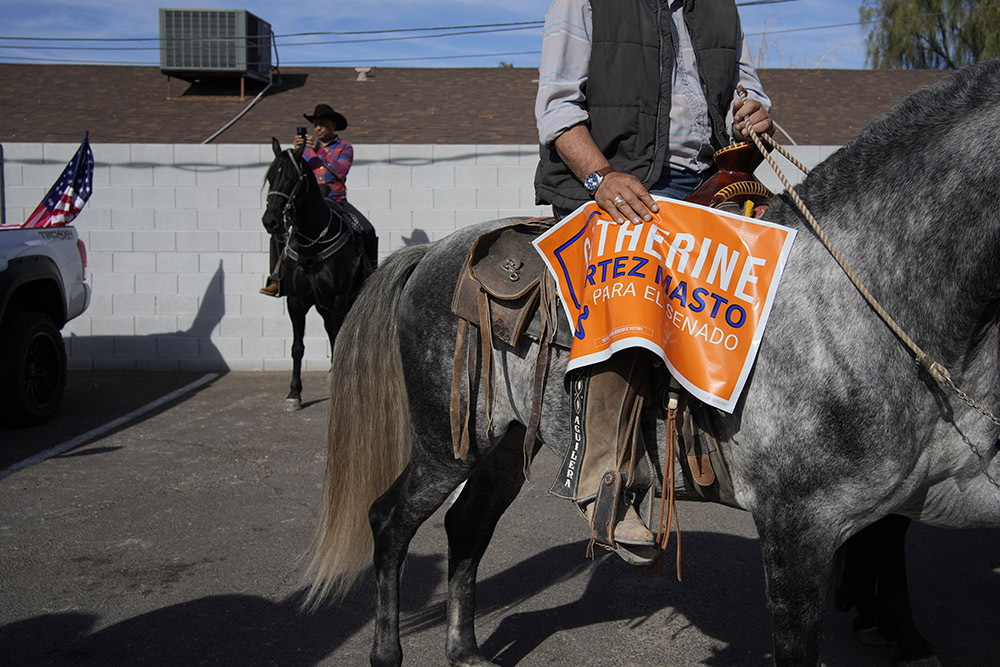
left=303, top=243, right=430, bottom=608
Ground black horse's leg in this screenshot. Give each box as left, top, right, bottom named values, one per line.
left=756, top=512, right=834, bottom=666
left=444, top=429, right=532, bottom=667
left=835, top=516, right=937, bottom=664
left=369, top=452, right=474, bottom=667
left=285, top=298, right=308, bottom=412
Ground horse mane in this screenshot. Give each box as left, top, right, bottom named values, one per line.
left=767, top=58, right=1000, bottom=367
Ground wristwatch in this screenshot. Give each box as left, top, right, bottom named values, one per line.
left=583, top=166, right=614, bottom=197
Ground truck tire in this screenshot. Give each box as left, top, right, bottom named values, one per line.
left=0, top=312, right=67, bottom=426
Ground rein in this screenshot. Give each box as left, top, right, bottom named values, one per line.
left=737, top=87, right=1000, bottom=428
left=267, top=149, right=347, bottom=262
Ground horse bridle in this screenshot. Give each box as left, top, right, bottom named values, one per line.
left=267, top=148, right=343, bottom=248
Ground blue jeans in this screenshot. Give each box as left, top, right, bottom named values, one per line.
left=552, top=167, right=706, bottom=219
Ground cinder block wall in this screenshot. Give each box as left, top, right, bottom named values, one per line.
left=1, top=142, right=837, bottom=372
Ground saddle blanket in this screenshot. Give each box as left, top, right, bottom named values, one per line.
left=533, top=197, right=796, bottom=413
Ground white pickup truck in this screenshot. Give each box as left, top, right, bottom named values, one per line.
left=0, top=225, right=90, bottom=425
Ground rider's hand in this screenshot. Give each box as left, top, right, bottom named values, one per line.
left=594, top=172, right=659, bottom=225
left=733, top=98, right=773, bottom=139
left=293, top=135, right=306, bottom=150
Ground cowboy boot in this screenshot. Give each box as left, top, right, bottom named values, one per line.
left=570, top=349, right=656, bottom=559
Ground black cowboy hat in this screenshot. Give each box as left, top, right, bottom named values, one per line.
left=303, top=104, right=348, bottom=131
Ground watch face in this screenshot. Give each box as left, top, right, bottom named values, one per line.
left=585, top=172, right=601, bottom=192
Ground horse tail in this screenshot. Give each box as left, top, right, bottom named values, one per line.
left=303, top=243, right=429, bottom=609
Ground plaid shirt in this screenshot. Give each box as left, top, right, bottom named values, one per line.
left=303, top=137, right=353, bottom=201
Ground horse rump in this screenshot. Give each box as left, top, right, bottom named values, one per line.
left=302, top=244, right=429, bottom=608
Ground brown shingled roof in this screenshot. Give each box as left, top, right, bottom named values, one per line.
left=0, top=63, right=951, bottom=146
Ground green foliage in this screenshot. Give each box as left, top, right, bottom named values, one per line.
left=498, top=61, right=514, bottom=68
left=861, top=0, right=1000, bottom=69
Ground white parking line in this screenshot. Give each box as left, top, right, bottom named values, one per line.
left=0, top=372, right=219, bottom=481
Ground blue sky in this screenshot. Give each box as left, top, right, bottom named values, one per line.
left=0, top=0, right=870, bottom=69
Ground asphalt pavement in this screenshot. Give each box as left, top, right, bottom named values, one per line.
left=1, top=371, right=997, bottom=666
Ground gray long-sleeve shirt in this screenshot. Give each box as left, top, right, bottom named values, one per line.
left=535, top=0, right=771, bottom=173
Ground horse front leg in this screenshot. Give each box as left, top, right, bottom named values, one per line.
left=285, top=299, right=308, bottom=412
left=444, top=429, right=531, bottom=667
left=755, top=511, right=836, bottom=666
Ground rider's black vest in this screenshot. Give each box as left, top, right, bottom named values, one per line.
left=534, top=0, right=741, bottom=211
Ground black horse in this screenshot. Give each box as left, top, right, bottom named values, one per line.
left=261, top=138, right=377, bottom=411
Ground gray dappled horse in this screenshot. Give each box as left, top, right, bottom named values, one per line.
left=305, top=60, right=1000, bottom=666
left=261, top=139, right=374, bottom=411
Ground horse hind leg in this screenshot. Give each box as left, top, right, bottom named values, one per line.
left=369, top=450, right=477, bottom=667
left=834, top=516, right=938, bottom=665
left=444, top=428, right=533, bottom=667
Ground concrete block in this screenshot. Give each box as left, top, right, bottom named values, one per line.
left=455, top=167, right=498, bottom=188
left=196, top=165, right=241, bottom=188
left=239, top=164, right=269, bottom=187
left=345, top=165, right=368, bottom=188
left=211, top=337, right=243, bottom=361
left=90, top=187, right=134, bottom=210
left=179, top=272, right=222, bottom=297
left=134, top=358, right=179, bottom=371
left=219, top=186, right=264, bottom=210
left=133, top=187, right=177, bottom=210
left=112, top=293, right=157, bottom=316
left=200, top=208, right=241, bottom=231
left=90, top=230, right=134, bottom=252
left=92, top=272, right=133, bottom=294
left=90, top=143, right=131, bottom=164
left=242, top=336, right=286, bottom=359
left=197, top=253, right=243, bottom=275
left=217, top=144, right=264, bottom=168
left=71, top=336, right=114, bottom=358
left=220, top=316, right=264, bottom=339
left=176, top=231, right=220, bottom=252
left=433, top=188, right=476, bottom=209
left=412, top=166, right=455, bottom=188
left=477, top=187, right=522, bottom=209
left=2, top=143, right=42, bottom=161
left=368, top=165, right=412, bottom=188
left=113, top=336, right=157, bottom=358
left=156, top=294, right=200, bottom=316
left=174, top=187, right=219, bottom=209
left=476, top=145, right=523, bottom=166
left=174, top=144, right=218, bottom=166
left=156, top=252, right=200, bottom=274
left=154, top=209, right=199, bottom=230
left=389, top=145, right=434, bottom=165
left=111, top=208, right=155, bottom=230
left=153, top=165, right=198, bottom=187
left=156, top=336, right=200, bottom=359
left=131, top=144, right=174, bottom=164
left=136, top=274, right=178, bottom=295
left=96, top=358, right=142, bottom=371
left=390, top=188, right=435, bottom=210
left=110, top=164, right=153, bottom=187
left=432, top=145, right=478, bottom=166
left=135, top=315, right=180, bottom=336
left=354, top=144, right=390, bottom=165
left=218, top=231, right=261, bottom=253
left=411, top=209, right=456, bottom=232
left=499, top=166, right=535, bottom=188
left=133, top=231, right=176, bottom=252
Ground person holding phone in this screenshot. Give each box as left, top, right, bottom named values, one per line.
left=261, top=103, right=366, bottom=297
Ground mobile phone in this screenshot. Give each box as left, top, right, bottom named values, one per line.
left=297, top=126, right=307, bottom=136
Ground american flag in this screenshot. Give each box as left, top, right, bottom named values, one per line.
left=22, top=133, right=94, bottom=229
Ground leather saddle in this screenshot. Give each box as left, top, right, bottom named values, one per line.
left=449, top=219, right=566, bottom=469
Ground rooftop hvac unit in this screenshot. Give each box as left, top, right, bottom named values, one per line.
left=159, top=8, right=272, bottom=83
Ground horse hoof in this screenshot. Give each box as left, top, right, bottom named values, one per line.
left=285, top=398, right=303, bottom=412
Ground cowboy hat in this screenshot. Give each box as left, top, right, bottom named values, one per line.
left=303, top=104, right=348, bottom=131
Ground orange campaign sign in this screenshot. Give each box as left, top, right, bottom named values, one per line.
left=533, top=196, right=796, bottom=413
